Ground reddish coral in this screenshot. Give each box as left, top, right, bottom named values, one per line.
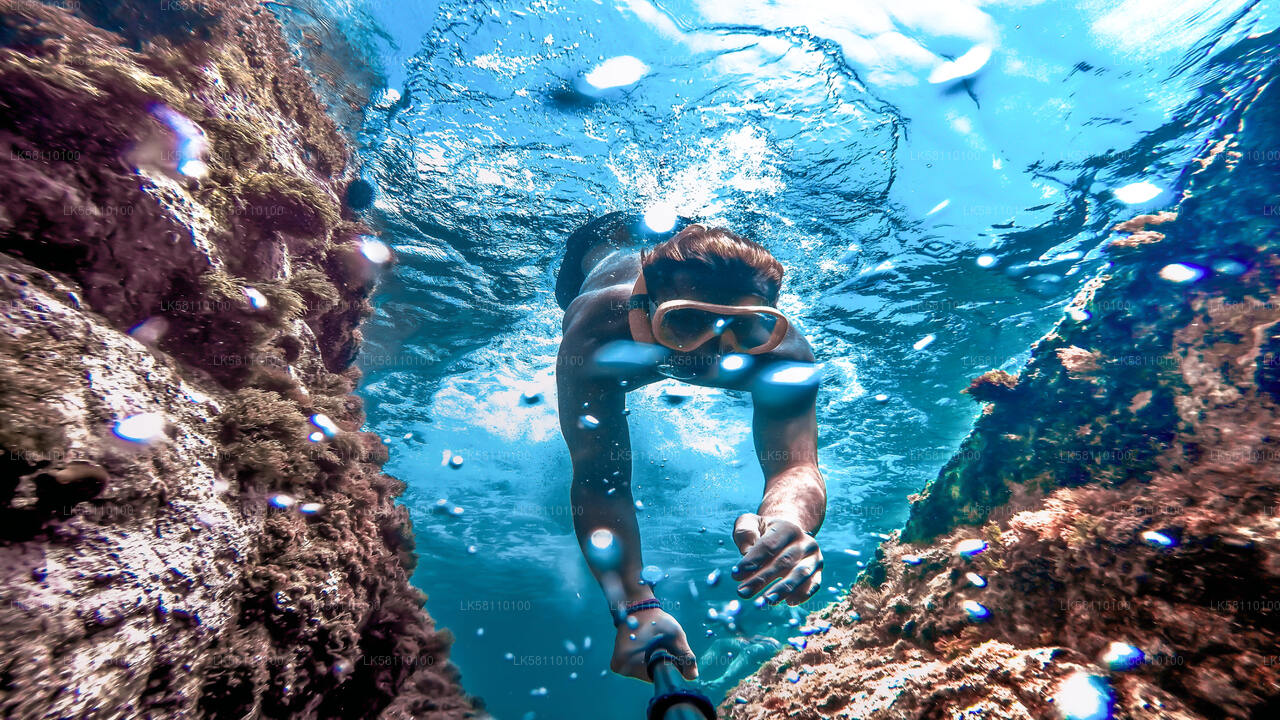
left=964, top=369, right=1020, bottom=404
left=1109, top=211, right=1179, bottom=248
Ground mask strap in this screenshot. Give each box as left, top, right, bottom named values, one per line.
left=628, top=272, right=656, bottom=343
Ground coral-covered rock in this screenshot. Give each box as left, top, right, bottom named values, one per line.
left=0, top=1, right=476, bottom=718
left=726, top=46, right=1280, bottom=720
left=1108, top=211, right=1179, bottom=249
left=964, top=369, right=1020, bottom=404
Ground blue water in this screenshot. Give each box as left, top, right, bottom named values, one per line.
left=270, top=2, right=1278, bottom=718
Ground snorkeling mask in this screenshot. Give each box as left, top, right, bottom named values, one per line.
left=627, top=272, right=789, bottom=355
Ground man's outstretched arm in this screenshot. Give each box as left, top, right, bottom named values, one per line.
left=558, top=358, right=649, bottom=604
left=556, top=294, right=697, bottom=680
left=731, top=333, right=826, bottom=606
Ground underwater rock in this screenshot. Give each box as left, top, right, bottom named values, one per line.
left=0, top=2, right=475, bottom=718
left=963, top=369, right=1019, bottom=404
left=1108, top=211, right=1178, bottom=250
left=725, top=59, right=1280, bottom=720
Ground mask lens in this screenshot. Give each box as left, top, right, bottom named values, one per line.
left=726, top=312, right=780, bottom=350
left=659, top=307, right=719, bottom=347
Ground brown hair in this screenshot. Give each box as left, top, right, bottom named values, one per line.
left=639, top=224, right=784, bottom=305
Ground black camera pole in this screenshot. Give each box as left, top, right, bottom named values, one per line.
left=645, top=649, right=716, bottom=720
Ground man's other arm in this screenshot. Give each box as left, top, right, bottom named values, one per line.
left=732, top=328, right=826, bottom=605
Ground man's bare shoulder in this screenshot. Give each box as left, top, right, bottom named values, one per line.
left=561, top=282, right=632, bottom=339
left=557, top=283, right=634, bottom=398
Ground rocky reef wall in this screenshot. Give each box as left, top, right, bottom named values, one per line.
left=726, top=41, right=1280, bottom=720
left=0, top=1, right=475, bottom=717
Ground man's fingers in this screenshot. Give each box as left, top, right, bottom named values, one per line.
left=732, top=513, right=762, bottom=554
left=637, top=630, right=699, bottom=681
left=735, top=546, right=797, bottom=598
left=765, top=556, right=820, bottom=605
left=612, top=655, right=643, bottom=681
left=736, top=534, right=820, bottom=600
left=790, top=568, right=823, bottom=606
left=674, top=648, right=699, bottom=681
left=737, top=517, right=783, bottom=573
left=784, top=546, right=824, bottom=606
left=648, top=641, right=698, bottom=682
left=732, top=522, right=799, bottom=580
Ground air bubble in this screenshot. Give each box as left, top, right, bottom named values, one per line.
left=114, top=413, right=166, bottom=443
left=956, top=539, right=988, bottom=558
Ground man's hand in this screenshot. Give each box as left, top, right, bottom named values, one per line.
left=731, top=513, right=823, bottom=606
left=611, top=607, right=698, bottom=681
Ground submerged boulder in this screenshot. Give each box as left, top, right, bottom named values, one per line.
left=0, top=1, right=476, bottom=718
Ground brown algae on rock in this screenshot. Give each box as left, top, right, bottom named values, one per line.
left=0, top=1, right=477, bottom=718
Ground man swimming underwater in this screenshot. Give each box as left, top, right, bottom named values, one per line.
left=555, top=212, right=826, bottom=682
